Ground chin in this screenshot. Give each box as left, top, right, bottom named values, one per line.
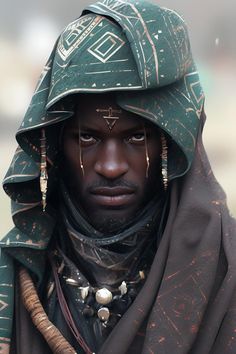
left=89, top=211, right=134, bottom=235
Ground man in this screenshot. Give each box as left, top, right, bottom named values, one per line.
left=1, top=0, right=236, bottom=353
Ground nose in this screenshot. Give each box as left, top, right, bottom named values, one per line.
left=94, top=139, right=129, bottom=179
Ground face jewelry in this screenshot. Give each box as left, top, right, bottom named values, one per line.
left=161, top=132, right=168, bottom=190
left=78, top=123, right=85, bottom=176
left=40, top=128, right=48, bottom=212
left=96, top=107, right=122, bottom=131
left=144, top=126, right=150, bottom=178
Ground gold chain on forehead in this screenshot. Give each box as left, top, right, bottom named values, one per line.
left=96, top=107, right=122, bottom=131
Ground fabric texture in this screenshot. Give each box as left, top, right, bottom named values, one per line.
left=1, top=0, right=235, bottom=353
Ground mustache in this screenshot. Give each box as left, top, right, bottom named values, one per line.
left=87, top=179, right=138, bottom=192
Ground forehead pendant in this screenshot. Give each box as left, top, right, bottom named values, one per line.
left=96, top=107, right=122, bottom=131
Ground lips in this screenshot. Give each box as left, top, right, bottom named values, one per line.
left=90, top=186, right=136, bottom=207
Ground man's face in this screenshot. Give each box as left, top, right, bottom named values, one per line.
left=62, top=94, right=162, bottom=233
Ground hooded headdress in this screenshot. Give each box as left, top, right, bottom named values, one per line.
left=1, top=1, right=235, bottom=353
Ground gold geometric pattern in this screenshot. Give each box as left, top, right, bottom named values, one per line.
left=96, top=107, right=122, bottom=131
left=88, top=32, right=125, bottom=63
left=0, top=300, right=8, bottom=313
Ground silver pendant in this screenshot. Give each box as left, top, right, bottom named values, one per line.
left=95, top=288, right=113, bottom=305
left=97, top=307, right=110, bottom=322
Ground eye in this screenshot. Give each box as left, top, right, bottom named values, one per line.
left=127, top=133, right=145, bottom=144
left=80, top=134, right=98, bottom=146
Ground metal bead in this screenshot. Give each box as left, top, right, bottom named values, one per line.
left=129, top=288, right=138, bottom=299
left=80, top=286, right=90, bottom=300
left=118, top=281, right=127, bottom=295
left=95, top=288, right=113, bottom=305
left=115, top=299, right=128, bottom=315
left=139, top=271, right=145, bottom=280
left=97, top=307, right=110, bottom=322
left=82, top=306, right=94, bottom=318
left=66, top=278, right=79, bottom=286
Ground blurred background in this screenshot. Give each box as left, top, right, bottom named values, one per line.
left=1, top=0, right=236, bottom=236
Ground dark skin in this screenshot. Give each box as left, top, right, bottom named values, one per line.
left=62, top=93, right=162, bottom=234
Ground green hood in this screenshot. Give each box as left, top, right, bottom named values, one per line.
left=1, top=0, right=206, bottom=283
left=4, top=0, right=205, bottom=204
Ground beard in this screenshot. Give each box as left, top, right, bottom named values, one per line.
left=87, top=212, right=133, bottom=235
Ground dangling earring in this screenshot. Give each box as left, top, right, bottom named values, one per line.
left=79, top=124, right=85, bottom=176
left=161, top=132, right=168, bottom=190
left=40, top=129, right=48, bottom=212
left=144, top=126, right=150, bottom=178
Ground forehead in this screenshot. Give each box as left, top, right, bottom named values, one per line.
left=67, top=93, right=150, bottom=131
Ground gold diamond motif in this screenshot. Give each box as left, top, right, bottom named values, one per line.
left=0, top=299, right=8, bottom=312
left=88, top=32, right=125, bottom=63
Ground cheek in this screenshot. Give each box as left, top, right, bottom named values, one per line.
left=149, top=139, right=161, bottom=164
left=147, top=142, right=162, bottom=182
left=129, top=143, right=161, bottom=173
left=126, top=149, right=150, bottom=191
left=64, top=142, right=80, bottom=169
left=150, top=149, right=161, bottom=168
left=62, top=141, right=84, bottom=191
left=63, top=143, right=98, bottom=192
